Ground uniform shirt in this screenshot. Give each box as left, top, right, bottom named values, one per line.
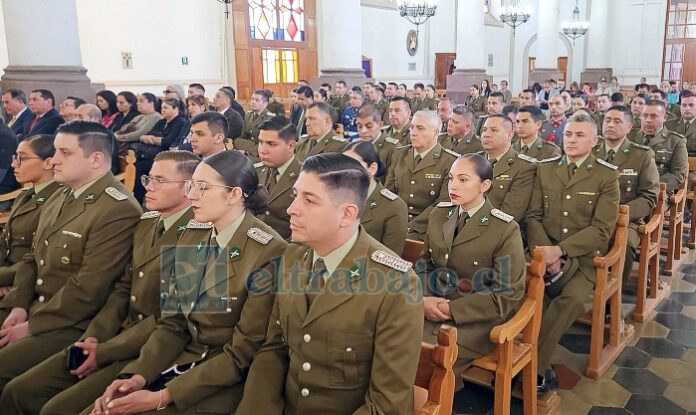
left=630, top=127, right=688, bottom=193
left=312, top=230, right=359, bottom=280
left=484, top=147, right=537, bottom=222
left=211, top=211, right=246, bottom=248
left=295, top=130, right=347, bottom=162
left=439, top=130, right=483, bottom=155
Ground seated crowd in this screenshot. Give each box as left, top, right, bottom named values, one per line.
left=0, top=73, right=693, bottom=414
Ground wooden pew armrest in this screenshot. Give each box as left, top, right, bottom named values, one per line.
left=490, top=297, right=536, bottom=344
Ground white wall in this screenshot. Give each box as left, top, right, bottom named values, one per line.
left=0, top=5, right=8, bottom=73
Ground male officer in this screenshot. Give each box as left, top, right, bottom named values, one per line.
left=0, top=121, right=142, bottom=391
left=0, top=151, right=198, bottom=414
left=236, top=153, right=423, bottom=414
left=188, top=112, right=229, bottom=158
left=595, top=106, right=659, bottom=278
left=386, top=110, right=459, bottom=240
left=256, top=117, right=301, bottom=240
left=412, top=83, right=436, bottom=112
left=385, top=97, right=412, bottom=145
left=213, top=87, right=243, bottom=139
left=439, top=105, right=483, bottom=155
left=357, top=105, right=399, bottom=169
left=527, top=114, right=620, bottom=393
left=480, top=114, right=537, bottom=223
left=370, top=85, right=390, bottom=124
left=237, top=90, right=275, bottom=161
left=667, top=91, right=696, bottom=156
left=437, top=98, right=453, bottom=134
left=514, top=106, right=562, bottom=160
left=295, top=103, right=346, bottom=162
left=630, top=100, right=688, bottom=194
left=475, top=92, right=505, bottom=136
left=328, top=81, right=350, bottom=115
left=292, top=86, right=314, bottom=138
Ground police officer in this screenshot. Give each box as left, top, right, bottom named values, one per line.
left=437, top=98, right=453, bottom=134
left=266, top=90, right=286, bottom=118
left=630, top=100, right=688, bottom=194
left=0, top=121, right=142, bottom=391
left=295, top=103, right=347, bottom=162
left=356, top=105, right=399, bottom=171
left=439, top=105, right=483, bottom=155
left=412, top=83, right=437, bottom=112
left=236, top=153, right=423, bottom=414
left=667, top=91, right=696, bottom=156
left=236, top=90, right=275, bottom=162
left=0, top=151, right=199, bottom=414
left=595, top=106, right=659, bottom=279
left=514, top=106, right=562, bottom=160
left=628, top=94, right=648, bottom=142
left=385, top=97, right=413, bottom=145
left=89, top=151, right=287, bottom=414
left=328, top=81, right=350, bottom=115
left=594, top=94, right=612, bottom=135
left=475, top=92, right=505, bottom=136
left=465, top=84, right=488, bottom=118
left=527, top=114, right=620, bottom=393
left=370, top=85, right=390, bottom=124
left=420, top=153, right=525, bottom=390
left=256, top=117, right=301, bottom=240
left=0, top=135, right=61, bottom=294
left=386, top=110, right=459, bottom=241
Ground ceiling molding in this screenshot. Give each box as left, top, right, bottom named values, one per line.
left=361, top=0, right=398, bottom=10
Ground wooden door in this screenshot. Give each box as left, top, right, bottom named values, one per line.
left=435, top=53, right=457, bottom=90
left=558, top=57, right=568, bottom=83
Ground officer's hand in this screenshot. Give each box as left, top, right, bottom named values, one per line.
left=537, top=245, right=563, bottom=266
left=96, top=389, right=163, bottom=415
left=0, top=286, right=12, bottom=297
left=0, top=307, right=27, bottom=331
left=547, top=259, right=563, bottom=275
left=99, top=375, right=147, bottom=410
left=0, top=321, right=30, bottom=348
left=423, top=296, right=450, bottom=322
left=71, top=337, right=100, bottom=378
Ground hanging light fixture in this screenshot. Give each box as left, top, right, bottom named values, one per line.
left=218, top=0, right=233, bottom=19
left=396, top=0, right=438, bottom=31
left=499, top=0, right=532, bottom=35
left=561, top=0, right=589, bottom=43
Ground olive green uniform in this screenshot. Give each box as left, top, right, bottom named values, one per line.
left=235, top=228, right=423, bottom=415
left=0, top=182, right=62, bottom=288
left=485, top=147, right=537, bottom=223
left=438, top=130, right=483, bottom=155
left=512, top=136, right=562, bottom=161
left=0, top=209, right=194, bottom=415
left=413, top=97, right=437, bottom=112
left=527, top=154, right=620, bottom=372
left=421, top=200, right=525, bottom=389
left=385, top=143, right=459, bottom=240
left=255, top=157, right=301, bottom=240
left=236, top=108, right=275, bottom=162
left=373, top=98, right=390, bottom=124
left=295, top=131, right=347, bottom=162
left=384, top=123, right=411, bottom=146
left=666, top=117, right=696, bottom=155
left=267, top=100, right=286, bottom=118
left=627, top=118, right=641, bottom=143
left=372, top=131, right=400, bottom=171
left=630, top=128, right=688, bottom=194
left=475, top=114, right=491, bottom=137
left=466, top=96, right=488, bottom=118
left=329, top=94, right=350, bottom=115
left=0, top=173, right=142, bottom=390
left=361, top=183, right=408, bottom=255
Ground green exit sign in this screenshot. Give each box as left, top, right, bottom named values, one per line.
left=182, top=57, right=189, bottom=66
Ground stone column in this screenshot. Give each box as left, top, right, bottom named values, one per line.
left=446, top=0, right=488, bottom=105
left=581, top=0, right=611, bottom=84
left=313, top=0, right=366, bottom=90
left=0, top=0, right=98, bottom=103
left=529, top=0, right=562, bottom=85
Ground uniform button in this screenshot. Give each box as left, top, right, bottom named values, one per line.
left=138, top=314, right=144, bottom=320
left=303, top=334, right=311, bottom=343
left=345, top=347, right=353, bottom=352
left=36, top=278, right=43, bottom=286
left=276, top=319, right=281, bottom=325
left=408, top=206, right=414, bottom=210
left=301, top=388, right=310, bottom=397
left=474, top=261, right=479, bottom=265
left=38, top=295, right=45, bottom=302
left=409, top=194, right=414, bottom=198
left=130, top=295, right=136, bottom=302
left=302, top=362, right=311, bottom=371
left=138, top=271, right=144, bottom=278
left=499, top=185, right=504, bottom=189
left=410, top=180, right=416, bottom=185
left=44, top=240, right=48, bottom=246
left=565, top=195, right=571, bottom=200
left=563, top=228, right=568, bottom=234
left=444, top=254, right=449, bottom=260
left=265, top=211, right=270, bottom=216
left=39, top=259, right=45, bottom=266
left=563, top=211, right=568, bottom=217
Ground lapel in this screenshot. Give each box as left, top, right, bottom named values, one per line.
left=441, top=207, right=458, bottom=249
left=269, top=158, right=300, bottom=203
left=687, top=120, right=696, bottom=136
left=611, top=139, right=633, bottom=166
left=452, top=201, right=490, bottom=246
left=493, top=148, right=515, bottom=176
left=291, top=248, right=313, bottom=320
left=11, top=181, right=61, bottom=220
left=554, top=157, right=571, bottom=187
left=567, top=153, right=597, bottom=187
left=138, top=209, right=194, bottom=267
left=646, top=129, right=667, bottom=147
left=414, top=143, right=441, bottom=173
left=303, top=230, right=369, bottom=327
left=361, top=184, right=381, bottom=225
left=310, top=131, right=332, bottom=156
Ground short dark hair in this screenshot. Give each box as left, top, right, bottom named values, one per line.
left=161, top=97, right=183, bottom=113
left=337, top=80, right=347, bottom=87
left=611, top=92, right=624, bottom=103
left=502, top=105, right=519, bottom=118
left=191, top=112, right=229, bottom=138
left=414, top=83, right=425, bottom=90
left=315, top=88, right=328, bottom=101
left=351, top=86, right=362, bottom=93
left=387, top=82, right=398, bottom=89
left=259, top=116, right=297, bottom=142
left=488, top=92, right=505, bottom=102
left=645, top=99, right=667, bottom=113
left=308, top=102, right=334, bottom=119
left=31, top=89, right=56, bottom=107
left=426, top=84, right=435, bottom=91
left=519, top=105, right=546, bottom=122
left=153, top=150, right=200, bottom=178
left=342, top=140, right=386, bottom=179
left=669, top=81, right=677, bottom=86
left=118, top=91, right=138, bottom=112
left=202, top=150, right=268, bottom=214
left=66, top=96, right=87, bottom=108
left=299, top=79, right=309, bottom=84
left=484, top=113, right=513, bottom=131
left=297, top=86, right=314, bottom=99
left=452, top=105, right=475, bottom=123
left=220, top=86, right=237, bottom=100
left=470, top=84, right=481, bottom=92
left=390, top=96, right=412, bottom=112
left=2, top=88, right=27, bottom=104
left=650, top=89, right=667, bottom=100
left=631, top=93, right=649, bottom=104
left=253, top=90, right=271, bottom=103
left=357, top=105, right=382, bottom=123
left=681, top=90, right=696, bottom=99
left=55, top=121, right=115, bottom=159
left=188, top=83, right=206, bottom=93
left=373, top=85, right=385, bottom=95
left=378, top=82, right=387, bottom=90
left=301, top=153, right=370, bottom=214
left=399, top=83, right=408, bottom=90
left=457, top=153, right=493, bottom=182
left=24, top=134, right=56, bottom=159
left=522, top=88, right=534, bottom=95
left=606, top=105, right=633, bottom=124
left=596, top=94, right=611, bottom=100
left=321, top=83, right=332, bottom=91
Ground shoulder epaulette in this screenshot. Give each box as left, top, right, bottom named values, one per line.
left=596, top=159, right=618, bottom=170
left=491, top=208, right=514, bottom=223
left=331, top=135, right=346, bottom=142
left=247, top=227, right=273, bottom=245
left=371, top=250, right=412, bottom=272
left=380, top=188, right=398, bottom=200
left=186, top=219, right=213, bottom=229
left=395, top=144, right=412, bottom=150
left=266, top=112, right=276, bottom=117
left=443, top=148, right=461, bottom=158
left=254, top=162, right=264, bottom=169
left=630, top=142, right=651, bottom=151
left=385, top=137, right=400, bottom=145
left=380, top=125, right=390, bottom=131
left=517, top=153, right=538, bottom=163
left=539, top=155, right=562, bottom=163
left=105, top=187, right=128, bottom=201
left=671, top=131, right=686, bottom=139
left=300, top=134, right=309, bottom=140
left=437, top=201, right=454, bottom=208
left=437, top=132, right=448, bottom=138
left=140, top=211, right=161, bottom=220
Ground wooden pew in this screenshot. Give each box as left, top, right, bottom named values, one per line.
left=414, top=325, right=457, bottom=415
left=462, top=248, right=560, bottom=415
left=660, top=181, right=687, bottom=275
left=686, top=156, right=696, bottom=249
left=115, top=150, right=137, bottom=194
left=0, top=188, right=26, bottom=225
left=577, top=205, right=633, bottom=379
left=402, top=239, right=425, bottom=263
left=632, top=184, right=669, bottom=322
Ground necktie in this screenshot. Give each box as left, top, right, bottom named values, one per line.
left=644, top=135, right=654, bottom=145
left=152, top=219, right=165, bottom=246
left=7, top=117, right=16, bottom=128
left=265, top=168, right=278, bottom=192
left=489, top=158, right=497, bottom=169
left=568, top=162, right=577, bottom=178
left=306, top=258, right=327, bottom=307
left=202, top=237, right=221, bottom=292
left=520, top=145, right=528, bottom=155
left=29, top=116, right=40, bottom=133
left=413, top=154, right=422, bottom=170
left=455, top=212, right=469, bottom=236
left=606, top=149, right=615, bottom=164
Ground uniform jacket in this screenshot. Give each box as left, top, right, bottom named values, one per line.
left=438, top=130, right=483, bottom=155
left=413, top=97, right=437, bottom=112
left=666, top=117, right=696, bottom=156
left=295, top=131, right=347, bottom=162
left=540, top=117, right=567, bottom=147
left=237, top=108, right=276, bottom=161
left=361, top=183, right=408, bottom=255
left=372, top=131, right=400, bottom=171
left=235, top=228, right=423, bottom=415
left=223, top=107, right=244, bottom=139
left=512, top=136, right=562, bottom=161
left=466, top=96, right=487, bottom=118
left=384, top=123, right=411, bottom=146
left=485, top=147, right=537, bottom=223
left=630, top=128, right=688, bottom=194
left=256, top=157, right=302, bottom=240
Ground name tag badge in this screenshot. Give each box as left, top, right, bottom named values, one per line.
left=620, top=169, right=637, bottom=176
left=576, top=192, right=597, bottom=196
left=61, top=230, right=82, bottom=239
left=424, top=173, right=442, bottom=180
left=496, top=174, right=511, bottom=181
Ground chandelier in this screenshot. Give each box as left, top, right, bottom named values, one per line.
left=561, top=0, right=589, bottom=43
left=217, top=0, right=233, bottom=19
left=499, top=0, right=532, bottom=34
left=397, top=0, right=438, bottom=28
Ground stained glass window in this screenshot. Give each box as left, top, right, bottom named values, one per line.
left=262, top=49, right=299, bottom=84
left=249, top=0, right=305, bottom=42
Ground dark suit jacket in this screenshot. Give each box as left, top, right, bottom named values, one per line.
left=23, top=108, right=64, bottom=137
left=8, top=108, right=34, bottom=139
left=223, top=108, right=244, bottom=139
left=231, top=100, right=246, bottom=120
left=0, top=124, right=19, bottom=194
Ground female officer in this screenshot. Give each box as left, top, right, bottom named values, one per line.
left=89, top=151, right=287, bottom=414
left=0, top=134, right=61, bottom=296
left=420, top=153, right=526, bottom=389
left=342, top=140, right=408, bottom=254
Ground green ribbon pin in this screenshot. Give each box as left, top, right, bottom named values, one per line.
left=196, top=241, right=204, bottom=251
left=479, top=215, right=489, bottom=223
left=369, top=200, right=377, bottom=208
left=448, top=208, right=456, bottom=218
left=229, top=247, right=241, bottom=259
left=85, top=194, right=95, bottom=201
left=349, top=264, right=361, bottom=279
left=36, top=197, right=45, bottom=204
left=177, top=225, right=187, bottom=232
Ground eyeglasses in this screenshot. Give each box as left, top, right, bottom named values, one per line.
left=141, top=175, right=188, bottom=189
left=163, top=90, right=174, bottom=94
left=12, top=155, right=41, bottom=167
left=184, top=180, right=242, bottom=197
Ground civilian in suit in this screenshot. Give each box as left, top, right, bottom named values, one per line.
left=24, top=89, right=64, bottom=137
left=292, top=86, right=314, bottom=139
left=1, top=89, right=33, bottom=140
left=213, top=87, right=243, bottom=139
left=220, top=86, right=246, bottom=120
left=59, top=96, right=87, bottom=123
left=0, top=124, right=20, bottom=198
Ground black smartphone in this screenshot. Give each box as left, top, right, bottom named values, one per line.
left=66, top=345, right=88, bottom=370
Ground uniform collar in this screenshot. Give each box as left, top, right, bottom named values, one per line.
left=73, top=173, right=108, bottom=198
left=459, top=198, right=486, bottom=219
left=211, top=211, right=246, bottom=249
left=414, top=142, right=438, bottom=159
left=566, top=153, right=590, bottom=167
left=367, top=180, right=377, bottom=198
left=312, top=229, right=359, bottom=278
left=34, top=179, right=55, bottom=194
left=162, top=206, right=191, bottom=232
left=277, top=155, right=296, bottom=178
left=604, top=139, right=625, bottom=153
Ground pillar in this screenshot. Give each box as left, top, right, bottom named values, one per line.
left=446, top=0, right=488, bottom=105
left=529, top=0, right=562, bottom=85
left=0, top=0, right=99, bottom=103
left=581, top=0, right=611, bottom=85
left=313, top=0, right=366, bottom=90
